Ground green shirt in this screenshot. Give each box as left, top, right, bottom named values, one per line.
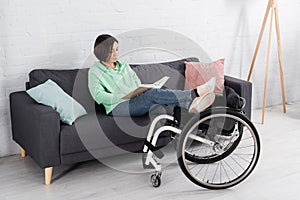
left=88, top=61, right=141, bottom=114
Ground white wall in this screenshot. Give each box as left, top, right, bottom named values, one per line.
left=1, top=0, right=300, bottom=157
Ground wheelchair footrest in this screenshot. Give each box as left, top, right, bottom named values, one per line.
left=144, top=140, right=164, bottom=159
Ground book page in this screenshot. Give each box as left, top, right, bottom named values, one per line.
left=122, top=76, right=170, bottom=99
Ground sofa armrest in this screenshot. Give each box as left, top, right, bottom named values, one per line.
left=224, top=75, right=252, bottom=119
left=10, top=91, right=61, bottom=168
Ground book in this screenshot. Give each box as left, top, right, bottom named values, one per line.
left=122, top=76, right=170, bottom=99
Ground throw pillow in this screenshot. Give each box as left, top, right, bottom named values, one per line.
left=184, top=58, right=225, bottom=94
left=26, top=79, right=87, bottom=125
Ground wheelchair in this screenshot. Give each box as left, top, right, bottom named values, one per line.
left=142, top=102, right=260, bottom=190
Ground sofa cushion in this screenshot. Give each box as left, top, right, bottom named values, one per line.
left=60, top=109, right=173, bottom=156
left=130, top=57, right=199, bottom=90
left=26, top=79, right=87, bottom=125
left=60, top=111, right=151, bottom=154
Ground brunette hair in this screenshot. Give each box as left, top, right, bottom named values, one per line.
left=93, top=34, right=118, bottom=62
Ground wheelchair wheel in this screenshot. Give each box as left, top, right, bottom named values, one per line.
left=177, top=108, right=260, bottom=189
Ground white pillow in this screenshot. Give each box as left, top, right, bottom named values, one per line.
left=26, top=79, right=87, bottom=125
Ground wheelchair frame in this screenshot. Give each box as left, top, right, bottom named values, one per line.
left=142, top=107, right=260, bottom=189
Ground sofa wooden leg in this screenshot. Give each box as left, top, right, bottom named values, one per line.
left=20, top=147, right=26, bottom=157
left=45, top=167, right=53, bottom=185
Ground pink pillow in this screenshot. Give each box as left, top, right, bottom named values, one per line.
left=184, top=58, right=225, bottom=94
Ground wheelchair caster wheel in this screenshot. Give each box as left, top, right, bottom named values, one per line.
left=150, top=174, right=161, bottom=188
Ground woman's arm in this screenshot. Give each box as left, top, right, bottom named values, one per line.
left=88, top=69, right=123, bottom=105
left=92, top=84, right=123, bottom=105
left=126, top=64, right=141, bottom=86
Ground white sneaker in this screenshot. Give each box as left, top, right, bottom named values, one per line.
left=196, top=77, right=216, bottom=97
left=188, top=92, right=216, bottom=113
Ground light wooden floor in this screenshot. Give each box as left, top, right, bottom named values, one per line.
left=1, top=102, right=300, bottom=200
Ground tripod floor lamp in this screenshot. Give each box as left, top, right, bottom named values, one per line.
left=247, top=0, right=286, bottom=124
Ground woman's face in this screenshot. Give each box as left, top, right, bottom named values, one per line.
left=106, top=42, right=119, bottom=63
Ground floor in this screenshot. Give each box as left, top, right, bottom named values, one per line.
left=1, top=102, right=300, bottom=200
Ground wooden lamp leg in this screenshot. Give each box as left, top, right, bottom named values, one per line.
left=274, top=0, right=287, bottom=113
left=262, top=7, right=274, bottom=124
left=45, top=167, right=53, bottom=185
left=247, top=0, right=273, bottom=81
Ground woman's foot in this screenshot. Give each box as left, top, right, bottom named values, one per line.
left=196, top=77, right=216, bottom=97
left=188, top=92, right=216, bottom=113
left=188, top=77, right=216, bottom=113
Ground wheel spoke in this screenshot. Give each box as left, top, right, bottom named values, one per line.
left=230, top=154, right=246, bottom=171
left=223, top=159, right=239, bottom=177
left=232, top=153, right=252, bottom=164
left=212, top=162, right=220, bottom=183
left=237, top=145, right=254, bottom=149
left=203, top=163, right=210, bottom=182
left=221, top=161, right=230, bottom=182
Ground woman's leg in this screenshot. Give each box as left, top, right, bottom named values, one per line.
left=112, top=77, right=217, bottom=116
left=111, top=88, right=192, bottom=116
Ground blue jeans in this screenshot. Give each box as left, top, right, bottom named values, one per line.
left=111, top=88, right=192, bottom=116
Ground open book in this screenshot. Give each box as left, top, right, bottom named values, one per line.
left=122, top=76, right=170, bottom=99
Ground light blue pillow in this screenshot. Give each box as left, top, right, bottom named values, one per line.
left=26, top=79, right=87, bottom=125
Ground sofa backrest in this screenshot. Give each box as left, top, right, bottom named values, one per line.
left=28, top=68, right=95, bottom=112
left=29, top=69, right=79, bottom=95
left=130, top=57, right=199, bottom=90
left=27, top=57, right=198, bottom=112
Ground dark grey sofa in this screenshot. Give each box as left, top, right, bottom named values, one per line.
left=9, top=57, right=252, bottom=184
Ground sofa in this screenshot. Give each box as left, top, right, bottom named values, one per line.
left=9, top=57, right=252, bottom=185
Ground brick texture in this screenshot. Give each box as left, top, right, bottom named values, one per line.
left=1, top=0, right=299, bottom=157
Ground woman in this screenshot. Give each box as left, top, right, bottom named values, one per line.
left=88, top=34, right=216, bottom=116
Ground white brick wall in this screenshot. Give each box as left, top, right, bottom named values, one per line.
left=1, top=0, right=300, bottom=157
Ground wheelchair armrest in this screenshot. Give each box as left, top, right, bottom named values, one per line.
left=224, top=75, right=252, bottom=119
